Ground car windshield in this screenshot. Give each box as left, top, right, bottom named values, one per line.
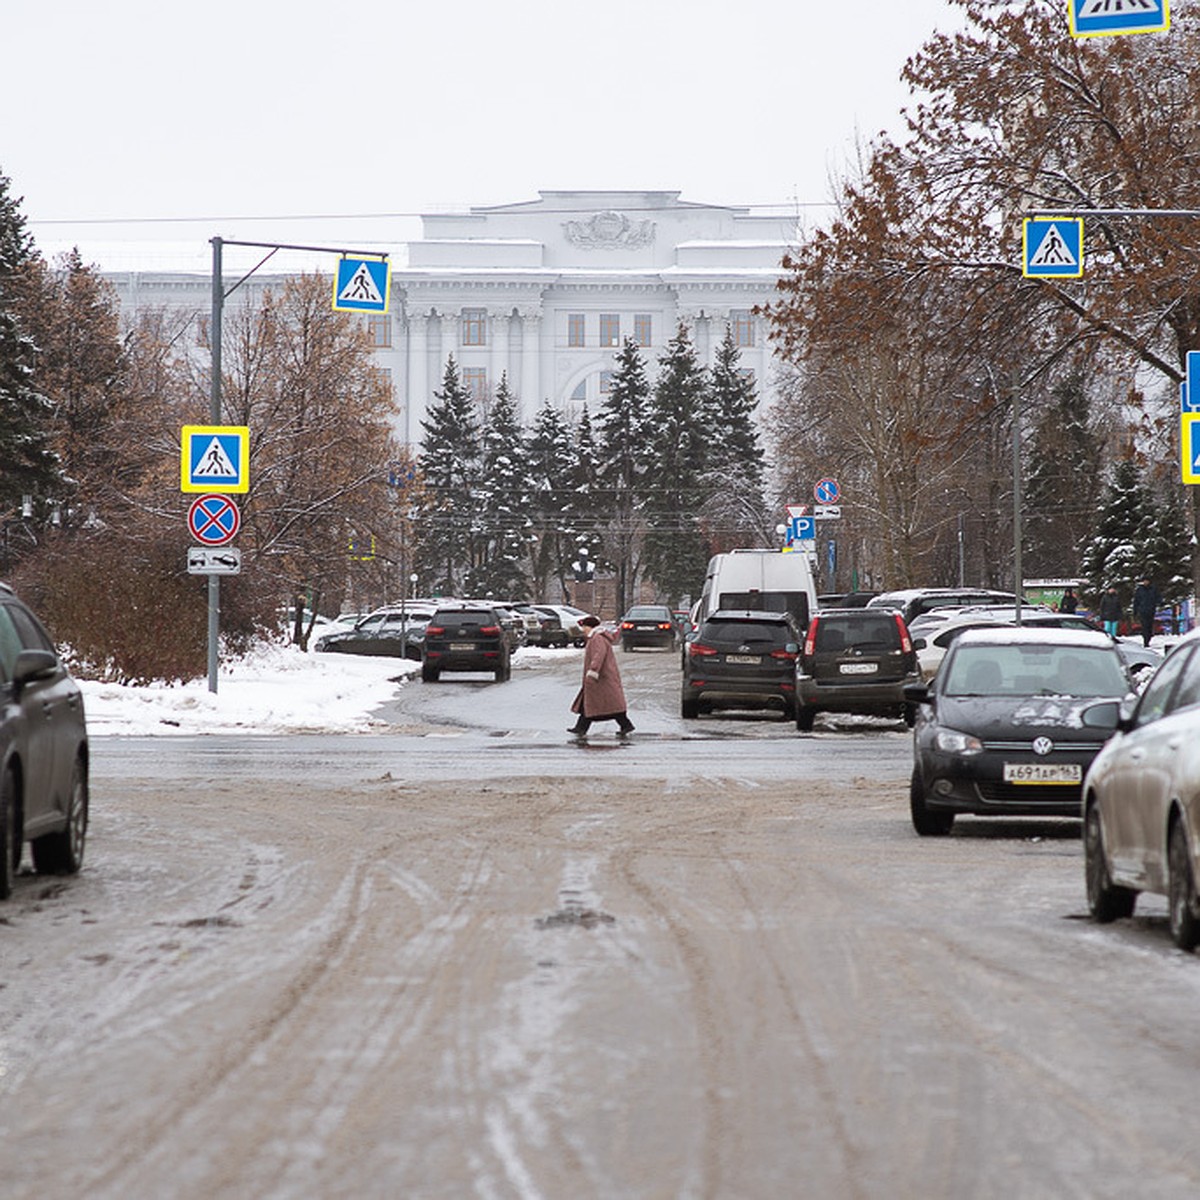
left=943, top=644, right=1127, bottom=698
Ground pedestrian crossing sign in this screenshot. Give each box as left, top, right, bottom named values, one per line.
left=1069, top=0, right=1168, bottom=39
left=332, top=256, right=390, bottom=313
left=1183, top=413, right=1200, bottom=485
left=1023, top=218, right=1084, bottom=278
left=181, top=425, right=250, bottom=493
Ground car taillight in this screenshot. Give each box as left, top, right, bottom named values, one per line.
left=894, top=613, right=913, bottom=654
left=426, top=625, right=444, bottom=636
left=770, top=648, right=797, bottom=661
left=658, top=622, right=673, bottom=630
left=688, top=642, right=718, bottom=657
left=480, top=625, right=501, bottom=636
left=803, top=616, right=820, bottom=657
left=620, top=621, right=634, bottom=630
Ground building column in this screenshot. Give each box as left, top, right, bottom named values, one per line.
left=438, top=309, right=457, bottom=374
left=490, top=307, right=510, bottom=396
left=406, top=310, right=429, bottom=444
left=519, top=307, right=541, bottom=415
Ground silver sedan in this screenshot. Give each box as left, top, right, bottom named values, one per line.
left=1082, top=631, right=1200, bottom=950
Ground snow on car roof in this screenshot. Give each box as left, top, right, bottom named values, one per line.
left=952, top=626, right=1114, bottom=649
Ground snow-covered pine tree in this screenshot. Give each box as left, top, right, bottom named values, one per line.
left=1079, top=457, right=1154, bottom=607
left=596, top=338, right=653, bottom=613
left=525, top=400, right=576, bottom=599
left=700, top=324, right=768, bottom=552
left=0, top=168, right=62, bottom=518
left=417, top=356, right=482, bottom=595
left=642, top=323, right=709, bottom=606
left=471, top=373, right=531, bottom=598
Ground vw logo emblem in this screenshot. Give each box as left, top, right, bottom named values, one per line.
left=1032, top=736, right=1054, bottom=756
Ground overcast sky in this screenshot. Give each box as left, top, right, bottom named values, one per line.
left=4, top=0, right=964, bottom=271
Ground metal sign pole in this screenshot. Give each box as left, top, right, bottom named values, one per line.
left=208, top=237, right=223, bottom=693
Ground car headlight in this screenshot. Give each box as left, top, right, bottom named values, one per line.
left=934, top=727, right=984, bottom=754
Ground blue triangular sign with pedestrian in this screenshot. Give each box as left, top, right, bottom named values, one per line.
left=1023, top=218, right=1084, bottom=278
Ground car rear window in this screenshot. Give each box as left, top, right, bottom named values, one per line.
left=702, top=619, right=790, bottom=646
left=627, top=607, right=669, bottom=619
left=944, top=644, right=1127, bottom=697
left=815, top=615, right=900, bottom=652
left=432, top=610, right=494, bottom=629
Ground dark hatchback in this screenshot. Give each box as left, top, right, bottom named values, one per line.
left=619, top=605, right=678, bottom=651
left=906, top=627, right=1131, bottom=836
left=422, top=605, right=512, bottom=682
left=795, top=608, right=921, bottom=732
left=0, top=584, right=89, bottom=898
left=314, top=608, right=432, bottom=661
left=681, top=610, right=801, bottom=719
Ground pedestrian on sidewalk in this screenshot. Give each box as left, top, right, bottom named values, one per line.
left=1132, top=576, right=1163, bottom=647
left=568, top=615, right=634, bottom=737
left=1098, top=585, right=1123, bottom=638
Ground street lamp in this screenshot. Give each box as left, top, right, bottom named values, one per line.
left=410, top=572, right=418, bottom=599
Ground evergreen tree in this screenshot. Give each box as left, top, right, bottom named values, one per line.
left=1141, top=481, right=1194, bottom=606
left=1023, top=372, right=1101, bottom=577
left=525, top=400, right=576, bottom=598
left=700, top=325, right=768, bottom=553
left=471, top=373, right=530, bottom=597
left=1079, top=458, right=1154, bottom=608
left=417, top=356, right=482, bottom=595
left=0, top=168, right=62, bottom=522
left=642, top=324, right=710, bottom=606
left=595, top=338, right=653, bottom=612
left=566, top=404, right=604, bottom=605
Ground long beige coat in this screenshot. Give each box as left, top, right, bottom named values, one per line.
left=570, top=628, right=628, bottom=718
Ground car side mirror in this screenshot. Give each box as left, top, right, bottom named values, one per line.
left=903, top=682, right=930, bottom=705
left=912, top=637, right=927, bottom=650
left=1080, top=699, right=1122, bottom=732
left=13, top=648, right=58, bottom=687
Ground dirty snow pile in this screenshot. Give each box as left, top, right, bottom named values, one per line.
left=79, top=642, right=419, bottom=736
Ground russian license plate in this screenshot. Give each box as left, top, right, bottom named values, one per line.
left=840, top=662, right=878, bottom=675
left=1003, top=762, right=1082, bottom=785
left=450, top=642, right=475, bottom=651
left=726, top=654, right=761, bottom=665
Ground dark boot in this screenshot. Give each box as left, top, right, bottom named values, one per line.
left=568, top=719, right=591, bottom=735
left=617, top=714, right=635, bottom=735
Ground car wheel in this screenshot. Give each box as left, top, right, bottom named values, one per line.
left=681, top=696, right=700, bottom=719
left=903, top=703, right=917, bottom=728
left=0, top=767, right=15, bottom=900
left=1084, top=804, right=1136, bottom=923
left=32, top=756, right=88, bottom=876
left=495, top=662, right=511, bottom=682
left=421, top=664, right=440, bottom=682
left=795, top=707, right=815, bottom=733
left=910, top=767, right=954, bottom=836
left=1168, top=819, right=1200, bottom=951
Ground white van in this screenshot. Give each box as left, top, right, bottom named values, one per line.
left=699, top=549, right=819, bottom=631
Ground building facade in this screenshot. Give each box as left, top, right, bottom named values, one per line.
left=107, top=190, right=796, bottom=444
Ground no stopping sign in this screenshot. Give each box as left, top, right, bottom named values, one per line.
left=187, top=493, right=241, bottom=546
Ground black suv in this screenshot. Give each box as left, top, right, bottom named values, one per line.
left=795, top=608, right=921, bottom=731
left=681, top=610, right=801, bottom=719
left=421, top=605, right=512, bottom=682
left=0, top=584, right=89, bottom=898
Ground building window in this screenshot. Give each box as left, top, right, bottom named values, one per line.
left=463, top=367, right=489, bottom=403
left=570, top=379, right=587, bottom=402
left=568, top=313, right=585, bottom=347
left=599, top=370, right=614, bottom=394
left=365, top=315, right=391, bottom=347
left=634, top=313, right=652, bottom=347
left=600, top=313, right=620, bottom=347
left=462, top=308, right=487, bottom=346
left=731, top=310, right=755, bottom=347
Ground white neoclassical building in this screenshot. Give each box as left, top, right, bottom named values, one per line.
left=107, top=190, right=796, bottom=444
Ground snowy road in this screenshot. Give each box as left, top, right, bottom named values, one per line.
left=3, top=649, right=1200, bottom=1198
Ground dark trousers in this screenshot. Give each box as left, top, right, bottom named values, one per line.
left=1139, top=614, right=1154, bottom=646
left=570, top=712, right=634, bottom=733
